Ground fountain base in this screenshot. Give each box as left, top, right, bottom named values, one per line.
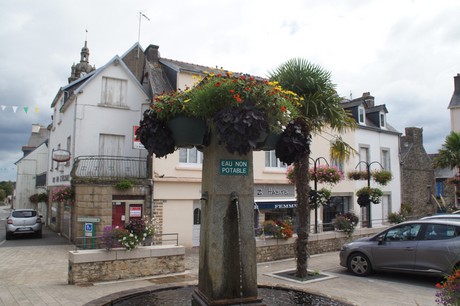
left=192, top=288, right=265, bottom=306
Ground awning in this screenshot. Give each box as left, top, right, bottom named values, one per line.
left=254, top=199, right=297, bottom=210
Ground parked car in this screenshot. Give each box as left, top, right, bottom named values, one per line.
left=420, top=214, right=460, bottom=222
left=5, top=209, right=42, bottom=240
left=340, top=220, right=460, bottom=277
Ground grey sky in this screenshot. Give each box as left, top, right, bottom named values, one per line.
left=1, top=0, right=459, bottom=181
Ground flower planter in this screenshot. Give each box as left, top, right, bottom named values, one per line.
left=257, top=133, right=280, bottom=151
left=167, top=115, right=207, bottom=147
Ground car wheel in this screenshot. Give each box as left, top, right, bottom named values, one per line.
left=347, top=253, right=372, bottom=276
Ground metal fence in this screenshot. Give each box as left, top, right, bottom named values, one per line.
left=72, top=155, right=148, bottom=179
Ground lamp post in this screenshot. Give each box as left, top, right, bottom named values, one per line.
left=355, top=160, right=383, bottom=228
left=310, top=157, right=329, bottom=234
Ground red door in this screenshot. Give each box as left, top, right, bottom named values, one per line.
left=112, top=202, right=126, bottom=228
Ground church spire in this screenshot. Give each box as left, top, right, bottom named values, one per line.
left=68, top=31, right=96, bottom=83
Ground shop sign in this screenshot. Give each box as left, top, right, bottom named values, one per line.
left=254, top=184, right=295, bottom=198
left=220, top=159, right=248, bottom=176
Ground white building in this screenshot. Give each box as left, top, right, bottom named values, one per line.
left=14, top=124, right=49, bottom=216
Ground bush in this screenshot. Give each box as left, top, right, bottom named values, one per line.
left=334, top=212, right=359, bottom=237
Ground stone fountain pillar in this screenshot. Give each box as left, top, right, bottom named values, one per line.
left=192, top=132, right=263, bottom=305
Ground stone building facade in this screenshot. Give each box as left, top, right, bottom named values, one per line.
left=400, top=127, right=436, bottom=217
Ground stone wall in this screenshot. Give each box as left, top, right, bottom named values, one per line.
left=256, top=227, right=384, bottom=262
left=68, top=245, right=185, bottom=285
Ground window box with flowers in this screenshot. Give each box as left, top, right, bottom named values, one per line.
left=51, top=186, right=74, bottom=206
left=356, top=187, right=383, bottom=206
left=136, top=72, right=302, bottom=158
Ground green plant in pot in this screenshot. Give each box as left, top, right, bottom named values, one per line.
left=347, top=170, right=368, bottom=180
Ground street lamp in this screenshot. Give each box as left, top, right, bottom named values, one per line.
left=355, top=160, right=383, bottom=228
left=310, top=157, right=329, bottom=234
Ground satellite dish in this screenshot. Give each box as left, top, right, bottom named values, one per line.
left=52, top=149, right=71, bottom=162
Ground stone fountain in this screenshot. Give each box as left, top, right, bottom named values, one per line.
left=192, top=131, right=263, bottom=305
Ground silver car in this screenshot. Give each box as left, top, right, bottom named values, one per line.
left=340, top=220, right=460, bottom=277
left=420, top=214, right=460, bottom=222
left=5, top=209, right=43, bottom=240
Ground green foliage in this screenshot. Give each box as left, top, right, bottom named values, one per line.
left=433, top=131, right=460, bottom=171
left=29, top=193, right=48, bottom=204
left=372, top=170, right=392, bottom=186
left=115, top=179, right=133, bottom=191
left=333, top=212, right=359, bottom=237
left=347, top=170, right=368, bottom=180
left=0, top=189, right=6, bottom=201
left=388, top=211, right=406, bottom=224
left=0, top=181, right=14, bottom=196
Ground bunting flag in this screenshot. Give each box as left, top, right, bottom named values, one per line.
left=0, top=105, right=44, bottom=114
left=0, top=167, right=16, bottom=173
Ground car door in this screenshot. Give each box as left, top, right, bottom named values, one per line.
left=371, top=223, right=422, bottom=271
left=414, top=223, right=460, bottom=274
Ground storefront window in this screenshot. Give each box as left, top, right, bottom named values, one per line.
left=323, top=196, right=351, bottom=231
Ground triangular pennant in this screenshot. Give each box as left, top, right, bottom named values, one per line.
left=23, top=106, right=29, bottom=113
left=35, top=106, right=39, bottom=113
left=12, top=106, right=18, bottom=113
left=1, top=105, right=5, bottom=111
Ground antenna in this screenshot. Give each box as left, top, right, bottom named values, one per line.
left=137, top=12, right=150, bottom=59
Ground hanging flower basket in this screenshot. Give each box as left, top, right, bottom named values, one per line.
left=310, top=165, right=344, bottom=185
left=372, top=170, right=392, bottom=186
left=275, top=118, right=311, bottom=165
left=309, top=188, right=332, bottom=209
left=356, top=187, right=383, bottom=206
left=167, top=115, right=207, bottom=147
left=347, top=170, right=368, bottom=180
left=447, top=176, right=460, bottom=186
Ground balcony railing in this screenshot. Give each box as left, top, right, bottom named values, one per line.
left=72, top=155, right=148, bottom=179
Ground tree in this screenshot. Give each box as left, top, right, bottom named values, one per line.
left=269, top=58, right=356, bottom=278
left=433, top=131, right=460, bottom=175
left=0, top=181, right=14, bottom=201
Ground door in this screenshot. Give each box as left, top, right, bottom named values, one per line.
left=112, top=202, right=126, bottom=228
left=371, top=223, right=421, bottom=271
left=98, top=134, right=125, bottom=176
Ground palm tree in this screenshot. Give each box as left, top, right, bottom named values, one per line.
left=433, top=131, right=460, bottom=176
left=269, top=58, right=356, bottom=278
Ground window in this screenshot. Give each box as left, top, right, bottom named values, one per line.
left=101, top=77, right=127, bottom=107
left=381, top=149, right=390, bottom=170
left=358, top=107, right=365, bottom=124
left=359, top=146, right=369, bottom=171
left=331, top=158, right=344, bottom=173
left=382, top=223, right=421, bottom=241
left=179, top=148, right=203, bottom=164
left=423, top=224, right=459, bottom=240
left=66, top=136, right=71, bottom=166
left=380, top=113, right=385, bottom=128
left=265, top=150, right=287, bottom=168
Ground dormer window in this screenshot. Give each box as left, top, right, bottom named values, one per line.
left=358, top=107, right=365, bottom=124
left=380, top=112, right=386, bottom=128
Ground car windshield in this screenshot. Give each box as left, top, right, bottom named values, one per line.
left=12, top=211, right=37, bottom=218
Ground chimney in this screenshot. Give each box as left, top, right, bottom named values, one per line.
left=362, top=92, right=374, bottom=108
left=146, top=45, right=160, bottom=62
left=454, top=73, right=460, bottom=94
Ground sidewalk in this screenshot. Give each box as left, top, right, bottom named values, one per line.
left=0, top=221, right=437, bottom=305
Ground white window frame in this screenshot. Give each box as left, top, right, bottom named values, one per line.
left=380, top=112, right=386, bottom=128
left=381, top=148, right=391, bottom=171
left=265, top=150, right=287, bottom=169
left=358, top=146, right=370, bottom=171
left=358, top=107, right=365, bottom=124
left=179, top=148, right=203, bottom=165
